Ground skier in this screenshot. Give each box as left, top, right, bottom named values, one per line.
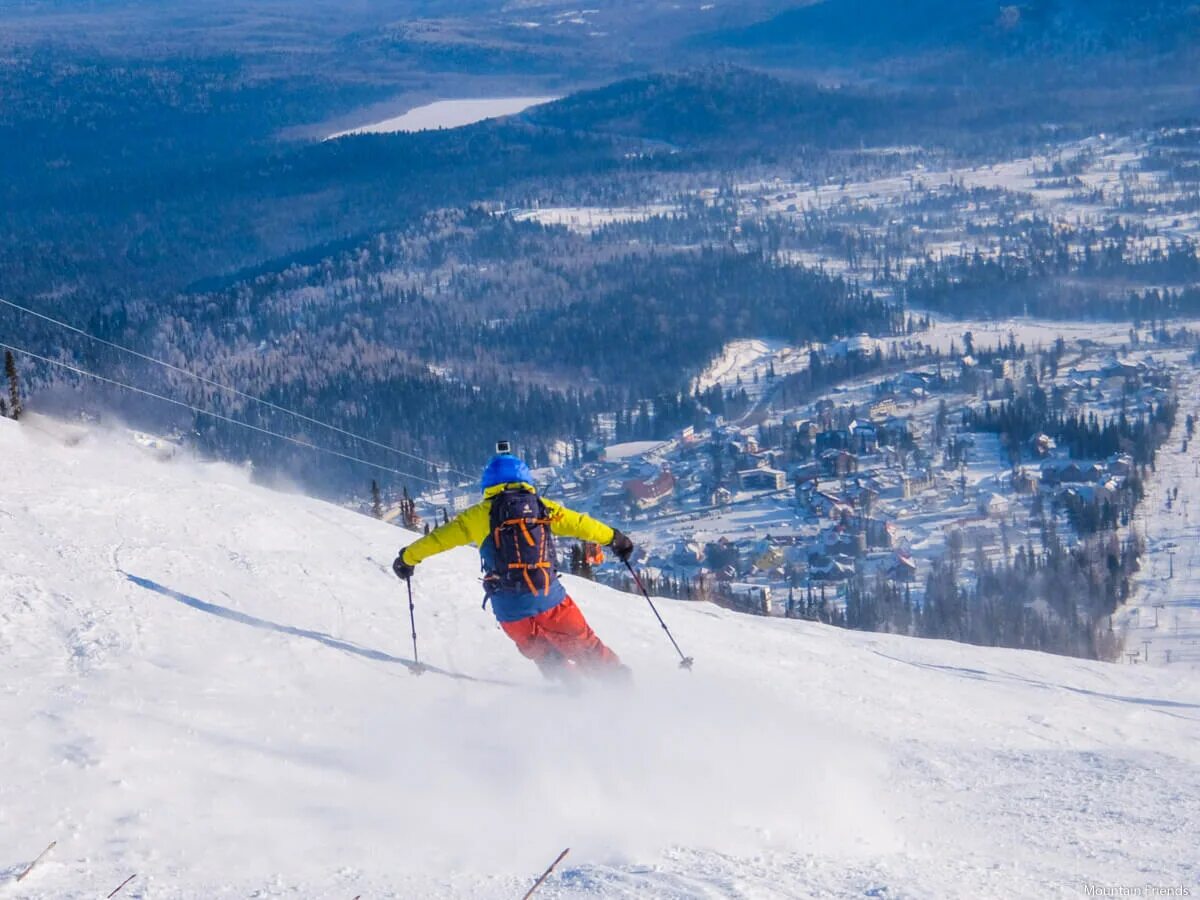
left=393, top=447, right=636, bottom=680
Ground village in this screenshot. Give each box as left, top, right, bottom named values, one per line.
left=409, top=318, right=1189, bottom=634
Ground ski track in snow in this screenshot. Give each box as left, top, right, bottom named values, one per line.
left=0, top=416, right=1198, bottom=898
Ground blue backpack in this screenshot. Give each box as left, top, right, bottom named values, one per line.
left=487, top=488, right=557, bottom=596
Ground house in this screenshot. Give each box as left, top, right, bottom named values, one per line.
left=792, top=461, right=822, bottom=489
left=1101, top=356, right=1145, bottom=380
left=808, top=554, right=855, bottom=582
left=869, top=399, right=898, bottom=419
left=751, top=545, right=786, bottom=573
left=804, top=488, right=853, bottom=519
left=786, top=417, right=820, bottom=441
left=1029, top=433, right=1057, bottom=458
left=820, top=526, right=861, bottom=557
left=741, top=449, right=783, bottom=471
left=766, top=533, right=807, bottom=547
left=901, top=469, right=934, bottom=499
left=1040, top=460, right=1104, bottom=485
left=844, top=479, right=881, bottom=512
left=848, top=420, right=879, bottom=454
left=1063, top=483, right=1118, bottom=506
left=1012, top=469, right=1040, bottom=495
left=844, top=334, right=879, bottom=358
left=711, top=486, right=734, bottom=506
left=815, top=429, right=851, bottom=454
left=977, top=491, right=1010, bottom=519
left=1107, top=453, right=1134, bottom=477
left=897, top=371, right=935, bottom=393
left=888, top=552, right=918, bottom=582
left=672, top=541, right=705, bottom=565
left=739, top=467, right=788, bottom=492
left=624, top=469, right=677, bottom=509
left=852, top=515, right=896, bottom=549
left=819, top=449, right=859, bottom=477
left=878, top=416, right=914, bottom=448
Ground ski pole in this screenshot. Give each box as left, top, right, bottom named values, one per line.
left=521, top=847, right=570, bottom=900
left=405, top=577, right=424, bottom=676
left=107, top=874, right=137, bottom=899
left=624, top=559, right=694, bottom=670
left=16, top=841, right=55, bottom=883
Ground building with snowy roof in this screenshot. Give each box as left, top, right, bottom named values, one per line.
left=624, top=469, right=677, bottom=510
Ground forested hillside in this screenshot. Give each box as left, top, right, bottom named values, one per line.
left=5, top=4, right=1200, bottom=494
left=16, top=209, right=902, bottom=489
left=710, top=0, right=1200, bottom=58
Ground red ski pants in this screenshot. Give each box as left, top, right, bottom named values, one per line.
left=500, top=596, right=621, bottom=671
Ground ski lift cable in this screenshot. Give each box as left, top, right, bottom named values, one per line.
left=0, top=296, right=474, bottom=480
left=0, top=341, right=444, bottom=486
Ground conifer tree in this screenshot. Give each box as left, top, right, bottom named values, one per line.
left=5, top=351, right=21, bottom=420
left=399, top=485, right=418, bottom=529
left=371, top=480, right=383, bottom=519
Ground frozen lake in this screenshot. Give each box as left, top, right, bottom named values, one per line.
left=326, top=96, right=557, bottom=140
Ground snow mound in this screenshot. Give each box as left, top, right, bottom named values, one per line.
left=1, top=415, right=1198, bottom=898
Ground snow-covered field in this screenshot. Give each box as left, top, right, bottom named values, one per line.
left=914, top=316, right=1200, bottom=356
left=326, top=96, right=557, bottom=140
left=688, top=315, right=1169, bottom=422
left=511, top=205, right=679, bottom=234
left=515, top=131, right=1197, bottom=288
left=739, top=134, right=1186, bottom=236
left=692, top=338, right=814, bottom=402
left=603, top=440, right=669, bottom=461
left=2, top=415, right=1199, bottom=898
left=699, top=314, right=1191, bottom=395
left=760, top=132, right=1200, bottom=279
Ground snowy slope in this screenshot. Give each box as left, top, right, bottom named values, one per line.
left=1120, top=364, right=1200, bottom=669
left=1, top=415, right=1198, bottom=899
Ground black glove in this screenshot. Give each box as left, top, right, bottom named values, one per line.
left=393, top=552, right=415, bottom=580
left=610, top=530, right=635, bottom=563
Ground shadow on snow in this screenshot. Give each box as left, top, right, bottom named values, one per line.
left=122, top=571, right=519, bottom=687
left=871, top=649, right=1200, bottom=714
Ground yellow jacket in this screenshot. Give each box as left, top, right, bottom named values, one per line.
left=401, top=482, right=615, bottom=566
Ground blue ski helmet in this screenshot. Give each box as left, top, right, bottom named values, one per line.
left=480, top=453, right=532, bottom=493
